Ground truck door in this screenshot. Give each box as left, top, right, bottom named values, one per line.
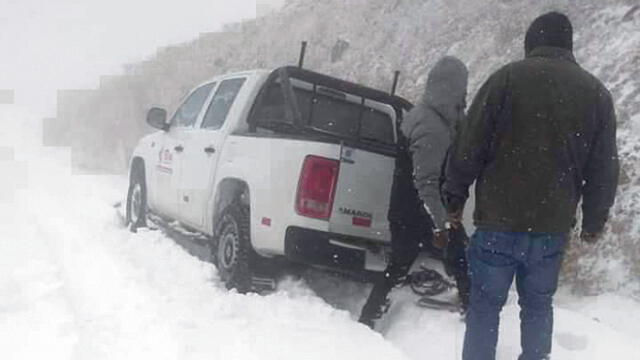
left=178, top=77, right=247, bottom=229
left=153, top=82, right=215, bottom=219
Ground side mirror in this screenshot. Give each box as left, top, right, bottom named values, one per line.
left=146, top=107, right=168, bottom=131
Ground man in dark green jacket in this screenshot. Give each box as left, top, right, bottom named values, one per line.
left=443, top=12, right=619, bottom=360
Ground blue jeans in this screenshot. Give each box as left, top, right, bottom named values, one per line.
left=462, top=230, right=567, bottom=360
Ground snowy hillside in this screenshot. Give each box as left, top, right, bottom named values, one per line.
left=3, top=105, right=640, bottom=359
left=47, top=1, right=640, bottom=293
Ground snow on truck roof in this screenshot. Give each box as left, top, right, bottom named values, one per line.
left=196, top=69, right=270, bottom=85
left=197, top=67, right=413, bottom=112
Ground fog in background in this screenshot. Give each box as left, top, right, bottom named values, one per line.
left=0, top=0, right=285, bottom=116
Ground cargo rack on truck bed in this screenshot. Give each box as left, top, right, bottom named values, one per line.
left=247, top=66, right=413, bottom=153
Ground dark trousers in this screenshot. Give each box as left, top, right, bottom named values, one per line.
left=359, top=223, right=424, bottom=325
left=359, top=223, right=470, bottom=325
left=463, top=230, right=567, bottom=360
left=446, top=226, right=471, bottom=308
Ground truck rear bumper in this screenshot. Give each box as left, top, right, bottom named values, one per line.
left=284, top=226, right=389, bottom=272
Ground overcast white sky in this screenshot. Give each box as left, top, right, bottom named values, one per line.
left=0, top=0, right=284, bottom=116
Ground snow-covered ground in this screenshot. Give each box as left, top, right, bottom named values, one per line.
left=1, top=106, right=639, bottom=359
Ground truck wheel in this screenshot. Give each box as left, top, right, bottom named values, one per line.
left=214, top=202, right=253, bottom=293
left=126, top=166, right=147, bottom=232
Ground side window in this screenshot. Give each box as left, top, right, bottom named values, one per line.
left=255, top=82, right=286, bottom=122
left=171, top=82, right=215, bottom=128
left=201, top=78, right=246, bottom=130
left=252, top=82, right=310, bottom=125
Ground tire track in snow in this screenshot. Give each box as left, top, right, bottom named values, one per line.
left=90, top=223, right=409, bottom=360
left=0, top=206, right=77, bottom=360
left=28, top=190, right=181, bottom=360
left=20, top=169, right=407, bottom=360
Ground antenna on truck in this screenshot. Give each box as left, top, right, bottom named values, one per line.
left=298, top=41, right=308, bottom=68
left=390, top=70, right=401, bottom=95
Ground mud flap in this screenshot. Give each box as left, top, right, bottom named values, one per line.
left=113, top=201, right=127, bottom=228
left=251, top=276, right=277, bottom=293
left=364, top=247, right=390, bottom=272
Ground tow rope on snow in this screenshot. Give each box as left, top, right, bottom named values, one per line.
left=407, top=265, right=455, bottom=297
left=407, top=266, right=462, bottom=312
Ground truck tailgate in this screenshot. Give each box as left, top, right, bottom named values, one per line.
left=329, top=144, right=394, bottom=243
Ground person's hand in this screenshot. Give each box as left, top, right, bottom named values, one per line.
left=447, top=209, right=463, bottom=229
left=580, top=231, right=603, bottom=244
left=444, top=193, right=464, bottom=229
left=433, top=229, right=449, bottom=250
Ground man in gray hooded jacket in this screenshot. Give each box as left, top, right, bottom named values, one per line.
left=402, top=56, right=468, bottom=237
left=403, top=56, right=471, bottom=307
left=359, top=56, right=470, bottom=327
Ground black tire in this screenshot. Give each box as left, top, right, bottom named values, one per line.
left=213, top=202, right=253, bottom=293
left=126, top=165, right=147, bottom=232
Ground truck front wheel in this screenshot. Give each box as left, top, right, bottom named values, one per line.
left=214, top=203, right=253, bottom=293
left=126, top=166, right=147, bottom=232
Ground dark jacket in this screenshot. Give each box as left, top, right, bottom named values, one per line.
left=443, top=46, right=619, bottom=233
left=388, top=129, right=428, bottom=230
left=401, top=56, right=468, bottom=230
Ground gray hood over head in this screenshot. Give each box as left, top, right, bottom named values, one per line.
left=400, top=56, right=468, bottom=230
left=421, top=56, right=468, bottom=127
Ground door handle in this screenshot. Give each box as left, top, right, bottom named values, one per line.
left=204, top=146, right=216, bottom=154
left=174, top=145, right=184, bottom=152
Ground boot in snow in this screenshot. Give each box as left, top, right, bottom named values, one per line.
left=359, top=275, right=395, bottom=329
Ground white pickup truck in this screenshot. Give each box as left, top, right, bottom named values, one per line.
left=126, top=66, right=413, bottom=292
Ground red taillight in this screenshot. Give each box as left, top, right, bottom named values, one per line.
left=296, top=155, right=340, bottom=220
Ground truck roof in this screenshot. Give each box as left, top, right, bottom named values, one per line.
left=198, top=69, right=271, bottom=86
left=197, top=67, right=413, bottom=112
